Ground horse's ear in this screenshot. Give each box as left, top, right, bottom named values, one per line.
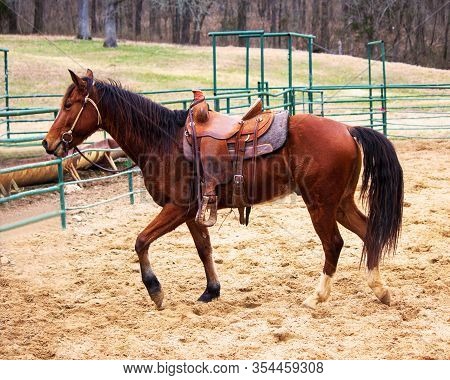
left=68, top=69, right=86, bottom=90
left=86, top=69, right=94, bottom=80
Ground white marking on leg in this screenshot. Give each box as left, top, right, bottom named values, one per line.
left=302, top=273, right=332, bottom=309
left=367, top=267, right=391, bottom=305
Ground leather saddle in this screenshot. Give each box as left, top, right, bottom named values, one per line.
left=183, top=90, right=289, bottom=227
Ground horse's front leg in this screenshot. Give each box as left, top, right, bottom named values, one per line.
left=186, top=220, right=221, bottom=302
left=135, top=203, right=188, bottom=310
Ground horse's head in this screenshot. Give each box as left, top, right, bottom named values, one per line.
left=43, top=69, right=102, bottom=157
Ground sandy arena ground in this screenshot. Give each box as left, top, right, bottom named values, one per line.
left=0, top=139, right=449, bottom=360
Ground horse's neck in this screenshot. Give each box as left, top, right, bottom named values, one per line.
left=101, top=118, right=174, bottom=172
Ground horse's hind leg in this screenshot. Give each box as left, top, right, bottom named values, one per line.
left=337, top=197, right=391, bottom=305
left=302, top=203, right=344, bottom=309
left=135, top=203, right=188, bottom=310
left=186, top=220, right=220, bottom=302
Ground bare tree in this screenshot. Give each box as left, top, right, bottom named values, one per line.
left=237, top=0, right=249, bottom=46
left=0, top=0, right=448, bottom=69
left=0, top=0, right=18, bottom=34
left=180, top=1, right=191, bottom=44
left=124, top=0, right=133, bottom=36
left=7, top=0, right=17, bottom=33
left=77, top=0, right=91, bottom=40
left=135, top=0, right=143, bottom=37
left=320, top=0, right=330, bottom=49
left=444, top=20, right=449, bottom=63
left=104, top=0, right=120, bottom=48
left=33, top=0, right=44, bottom=33
left=91, top=0, right=98, bottom=34
left=149, top=0, right=163, bottom=40
left=191, top=0, right=213, bottom=45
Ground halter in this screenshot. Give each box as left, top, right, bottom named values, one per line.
left=58, top=86, right=137, bottom=174
left=61, top=90, right=102, bottom=145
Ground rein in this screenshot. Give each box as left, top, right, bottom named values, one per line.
left=73, top=146, right=136, bottom=174
left=61, top=89, right=137, bottom=174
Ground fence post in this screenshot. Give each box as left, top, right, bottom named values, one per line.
left=367, top=44, right=374, bottom=129
left=57, top=158, right=67, bottom=229
left=307, top=37, right=314, bottom=114
left=127, top=159, right=135, bottom=205
left=3, top=49, right=10, bottom=138
left=367, top=40, right=387, bottom=134
left=245, top=37, right=250, bottom=90
left=291, top=89, right=296, bottom=115
left=212, top=34, right=220, bottom=111
left=320, top=91, right=324, bottom=117
left=380, top=42, right=388, bottom=135
left=260, top=34, right=265, bottom=107
left=287, top=33, right=293, bottom=90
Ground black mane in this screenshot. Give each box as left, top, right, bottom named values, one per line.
left=94, top=80, right=188, bottom=153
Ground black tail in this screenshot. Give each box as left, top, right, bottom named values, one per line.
left=349, top=127, right=404, bottom=270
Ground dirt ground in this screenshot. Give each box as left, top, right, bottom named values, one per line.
left=0, top=139, right=449, bottom=360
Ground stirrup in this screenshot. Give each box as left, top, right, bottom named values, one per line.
left=195, top=195, right=218, bottom=227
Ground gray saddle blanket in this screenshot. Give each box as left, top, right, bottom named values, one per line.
left=183, top=110, right=289, bottom=161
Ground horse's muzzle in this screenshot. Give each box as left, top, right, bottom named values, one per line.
left=42, top=138, right=67, bottom=157
left=42, top=139, right=54, bottom=155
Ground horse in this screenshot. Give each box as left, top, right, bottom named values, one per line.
left=43, top=69, right=403, bottom=310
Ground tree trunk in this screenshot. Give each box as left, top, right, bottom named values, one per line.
left=33, top=0, right=44, bottom=34
left=104, top=0, right=118, bottom=48
left=444, top=8, right=449, bottom=63
left=391, top=11, right=403, bottom=62
left=135, top=0, right=143, bottom=37
left=277, top=1, right=282, bottom=47
left=77, top=0, right=91, bottom=40
left=180, top=1, right=191, bottom=44
left=320, top=0, right=330, bottom=49
left=192, top=1, right=213, bottom=45
left=149, top=1, right=162, bottom=40
left=312, top=0, right=320, bottom=36
left=124, top=0, right=133, bottom=36
left=5, top=0, right=18, bottom=34
left=237, top=0, right=248, bottom=46
left=270, top=0, right=278, bottom=47
left=192, top=16, right=204, bottom=45
left=91, top=0, right=98, bottom=34
left=171, top=0, right=181, bottom=44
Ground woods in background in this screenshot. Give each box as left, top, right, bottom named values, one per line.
left=0, top=0, right=448, bottom=69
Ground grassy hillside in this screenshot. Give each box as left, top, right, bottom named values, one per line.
left=0, top=35, right=448, bottom=102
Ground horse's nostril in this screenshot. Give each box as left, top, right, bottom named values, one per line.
left=42, top=139, right=48, bottom=149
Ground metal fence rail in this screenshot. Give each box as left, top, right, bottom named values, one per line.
left=1, top=37, right=449, bottom=233
left=0, top=148, right=140, bottom=233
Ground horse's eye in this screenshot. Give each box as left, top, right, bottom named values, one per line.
left=64, top=102, right=72, bottom=110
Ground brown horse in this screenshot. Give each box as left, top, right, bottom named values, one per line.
left=43, top=70, right=403, bottom=310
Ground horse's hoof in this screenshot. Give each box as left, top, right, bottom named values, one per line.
left=198, top=284, right=220, bottom=303
left=302, top=296, right=318, bottom=310
left=150, top=290, right=165, bottom=310
left=197, top=291, right=219, bottom=303
left=198, top=293, right=213, bottom=303
left=378, top=289, right=391, bottom=306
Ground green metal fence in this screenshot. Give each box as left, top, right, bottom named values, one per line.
left=1, top=33, right=449, bottom=233
left=0, top=148, right=140, bottom=233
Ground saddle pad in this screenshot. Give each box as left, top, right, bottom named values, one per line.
left=228, top=110, right=289, bottom=158
left=183, top=110, right=289, bottom=162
